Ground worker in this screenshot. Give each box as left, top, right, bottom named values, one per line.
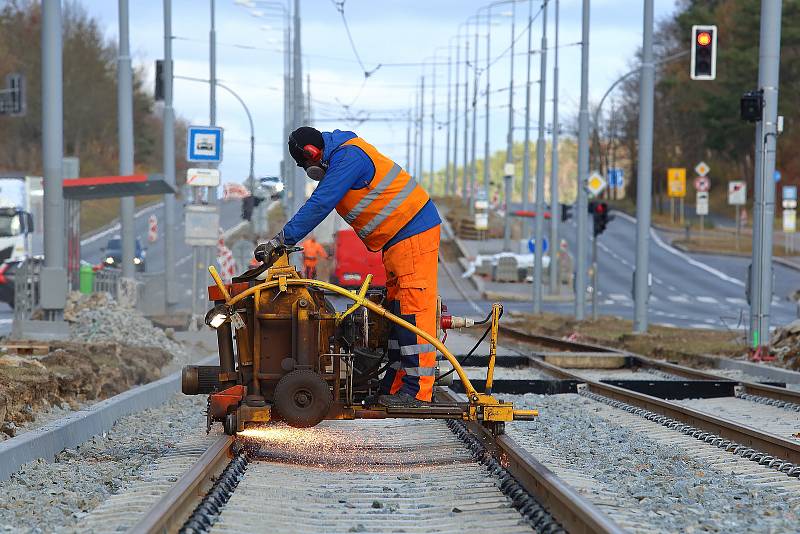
left=300, top=233, right=328, bottom=279
left=255, top=127, right=441, bottom=408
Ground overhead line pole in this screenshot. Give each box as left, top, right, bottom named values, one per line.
left=452, top=39, right=461, bottom=198
left=575, top=0, right=590, bottom=320
left=633, top=0, right=654, bottom=332
left=469, top=19, right=480, bottom=214
left=418, top=75, right=425, bottom=185
left=521, top=0, right=533, bottom=229
left=430, top=57, right=436, bottom=192
left=163, top=0, right=177, bottom=310
left=118, top=0, right=136, bottom=281
left=548, top=0, right=560, bottom=294
left=502, top=1, right=517, bottom=252
left=461, top=33, right=470, bottom=203
left=532, top=0, right=548, bottom=313
left=445, top=45, right=453, bottom=196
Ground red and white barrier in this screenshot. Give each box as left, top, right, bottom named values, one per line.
left=147, top=215, right=158, bottom=243
left=216, top=227, right=236, bottom=283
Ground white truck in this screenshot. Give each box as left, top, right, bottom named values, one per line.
left=0, top=175, right=42, bottom=261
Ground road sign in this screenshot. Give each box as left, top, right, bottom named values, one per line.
left=528, top=237, right=549, bottom=254
left=147, top=215, right=158, bottom=243
left=694, top=161, right=710, bottom=177
left=784, top=209, right=797, bottom=233
left=586, top=172, right=607, bottom=196
left=503, top=163, right=515, bottom=176
left=0, top=73, right=25, bottom=117
left=783, top=185, right=798, bottom=209
left=608, top=168, right=624, bottom=188
left=186, top=168, right=221, bottom=187
left=694, top=175, right=710, bottom=192
left=474, top=212, right=488, bottom=230
left=187, top=125, right=223, bottom=163
left=667, top=168, right=686, bottom=198
left=728, top=181, right=747, bottom=205
left=184, top=205, right=220, bottom=246
left=696, top=192, right=709, bottom=216
left=774, top=170, right=782, bottom=183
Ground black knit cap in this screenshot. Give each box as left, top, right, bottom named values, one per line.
left=288, top=126, right=324, bottom=166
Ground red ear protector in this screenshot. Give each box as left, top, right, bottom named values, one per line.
left=303, top=144, right=322, bottom=163
left=289, top=133, right=323, bottom=164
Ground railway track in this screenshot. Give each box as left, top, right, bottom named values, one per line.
left=110, top=413, right=626, bottom=534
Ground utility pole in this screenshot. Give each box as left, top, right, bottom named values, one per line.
left=503, top=2, right=516, bottom=252
left=633, top=0, right=654, bottom=332
left=575, top=0, right=590, bottom=320
left=41, top=0, right=67, bottom=322
left=461, top=35, right=470, bottom=203
left=418, top=75, right=425, bottom=185
left=469, top=22, right=479, bottom=214
left=521, top=0, right=533, bottom=227
left=483, top=13, right=492, bottom=201
left=429, top=58, right=436, bottom=193
left=412, top=90, right=419, bottom=178
left=533, top=0, right=548, bottom=313
left=750, top=0, right=783, bottom=350
left=549, top=0, right=560, bottom=294
left=163, top=0, right=177, bottom=310
left=282, top=6, right=292, bottom=212
left=406, top=108, right=412, bottom=172
left=445, top=50, right=453, bottom=196
left=118, top=0, right=136, bottom=282
left=208, top=0, right=217, bottom=205
left=291, top=0, right=304, bottom=218
left=452, top=42, right=461, bottom=198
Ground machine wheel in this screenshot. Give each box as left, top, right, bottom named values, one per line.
left=223, top=412, right=238, bottom=435
left=273, top=370, right=332, bottom=428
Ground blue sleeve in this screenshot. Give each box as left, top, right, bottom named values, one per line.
left=282, top=147, right=372, bottom=245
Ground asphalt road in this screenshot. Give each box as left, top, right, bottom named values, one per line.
left=0, top=199, right=244, bottom=334
left=440, top=208, right=798, bottom=331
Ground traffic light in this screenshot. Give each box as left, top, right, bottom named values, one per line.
left=690, top=25, right=717, bottom=80
left=155, top=60, right=164, bottom=101
left=560, top=203, right=573, bottom=222
left=588, top=201, right=613, bottom=237
left=741, top=90, right=763, bottom=122
left=241, top=196, right=255, bottom=221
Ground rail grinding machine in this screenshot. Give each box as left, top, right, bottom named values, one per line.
left=182, top=246, right=537, bottom=435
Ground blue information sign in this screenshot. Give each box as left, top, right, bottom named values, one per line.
left=528, top=237, right=549, bottom=254
left=187, top=125, right=224, bottom=163
left=783, top=185, right=797, bottom=201
left=608, top=168, right=624, bottom=188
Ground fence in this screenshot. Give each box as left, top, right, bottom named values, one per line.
left=13, top=258, right=40, bottom=323
left=93, top=266, right=121, bottom=298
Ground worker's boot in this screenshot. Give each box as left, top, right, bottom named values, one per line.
left=376, top=392, right=427, bottom=408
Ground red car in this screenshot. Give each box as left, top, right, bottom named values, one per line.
left=331, top=228, right=386, bottom=289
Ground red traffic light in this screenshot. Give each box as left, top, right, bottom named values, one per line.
left=697, top=31, right=712, bottom=46
left=595, top=203, right=607, bottom=214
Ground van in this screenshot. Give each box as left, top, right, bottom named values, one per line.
left=331, top=228, right=386, bottom=288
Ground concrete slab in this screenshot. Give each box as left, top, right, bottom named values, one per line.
left=543, top=353, right=628, bottom=369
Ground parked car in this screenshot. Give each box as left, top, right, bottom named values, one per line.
left=0, top=255, right=43, bottom=308
left=257, top=176, right=284, bottom=199
left=330, top=228, right=386, bottom=289
left=102, top=236, right=146, bottom=272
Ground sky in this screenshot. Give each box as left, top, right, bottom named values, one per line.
left=85, top=0, right=679, bottom=184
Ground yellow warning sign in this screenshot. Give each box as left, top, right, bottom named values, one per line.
left=667, top=168, right=687, bottom=198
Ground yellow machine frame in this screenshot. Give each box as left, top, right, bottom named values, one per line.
left=208, top=264, right=537, bottom=425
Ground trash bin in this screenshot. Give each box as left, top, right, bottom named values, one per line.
left=79, top=263, right=95, bottom=294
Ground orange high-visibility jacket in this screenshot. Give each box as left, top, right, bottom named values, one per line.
left=335, top=137, right=429, bottom=251
left=302, top=239, right=328, bottom=263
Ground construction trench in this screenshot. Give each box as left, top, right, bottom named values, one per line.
left=2, top=247, right=800, bottom=533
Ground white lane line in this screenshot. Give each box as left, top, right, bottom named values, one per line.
left=0, top=318, right=12, bottom=324
left=609, top=293, right=630, bottom=301
left=613, top=211, right=746, bottom=288
left=80, top=202, right=165, bottom=246
left=696, top=296, right=719, bottom=304
left=176, top=254, right=192, bottom=267
left=726, top=297, right=748, bottom=305
left=655, top=322, right=677, bottom=328
left=668, top=295, right=690, bottom=303
left=690, top=323, right=715, bottom=330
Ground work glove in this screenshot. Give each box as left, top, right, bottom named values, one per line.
left=254, top=230, right=285, bottom=262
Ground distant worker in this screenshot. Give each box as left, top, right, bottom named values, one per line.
left=300, top=234, right=328, bottom=279
left=255, top=127, right=441, bottom=408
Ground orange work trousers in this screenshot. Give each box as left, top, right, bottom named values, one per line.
left=379, top=225, right=440, bottom=402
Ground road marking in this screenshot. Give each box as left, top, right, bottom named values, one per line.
left=696, top=296, right=718, bottom=304
left=725, top=297, right=748, bottom=305
left=690, top=323, right=715, bottom=330
left=668, top=295, right=690, bottom=303
left=655, top=322, right=677, bottom=328
left=80, top=202, right=165, bottom=246
left=176, top=254, right=192, bottom=266
left=0, top=318, right=12, bottom=324
left=609, top=293, right=629, bottom=301
left=613, top=211, right=745, bottom=288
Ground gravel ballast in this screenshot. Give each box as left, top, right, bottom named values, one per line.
left=507, top=393, right=800, bottom=533
left=0, top=394, right=206, bottom=533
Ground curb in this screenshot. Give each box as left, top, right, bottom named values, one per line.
left=0, top=355, right=215, bottom=482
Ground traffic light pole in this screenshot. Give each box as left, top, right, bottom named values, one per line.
left=750, top=0, right=783, bottom=350
left=503, top=3, right=516, bottom=253
left=633, top=0, right=655, bottom=333
left=574, top=0, right=590, bottom=319
left=591, top=233, right=598, bottom=320
left=548, top=0, right=560, bottom=295
left=532, top=0, right=548, bottom=313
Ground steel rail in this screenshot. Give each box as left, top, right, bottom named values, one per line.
left=438, top=389, right=625, bottom=534
left=528, top=357, right=800, bottom=465
left=129, top=435, right=234, bottom=534
left=500, top=324, right=800, bottom=406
